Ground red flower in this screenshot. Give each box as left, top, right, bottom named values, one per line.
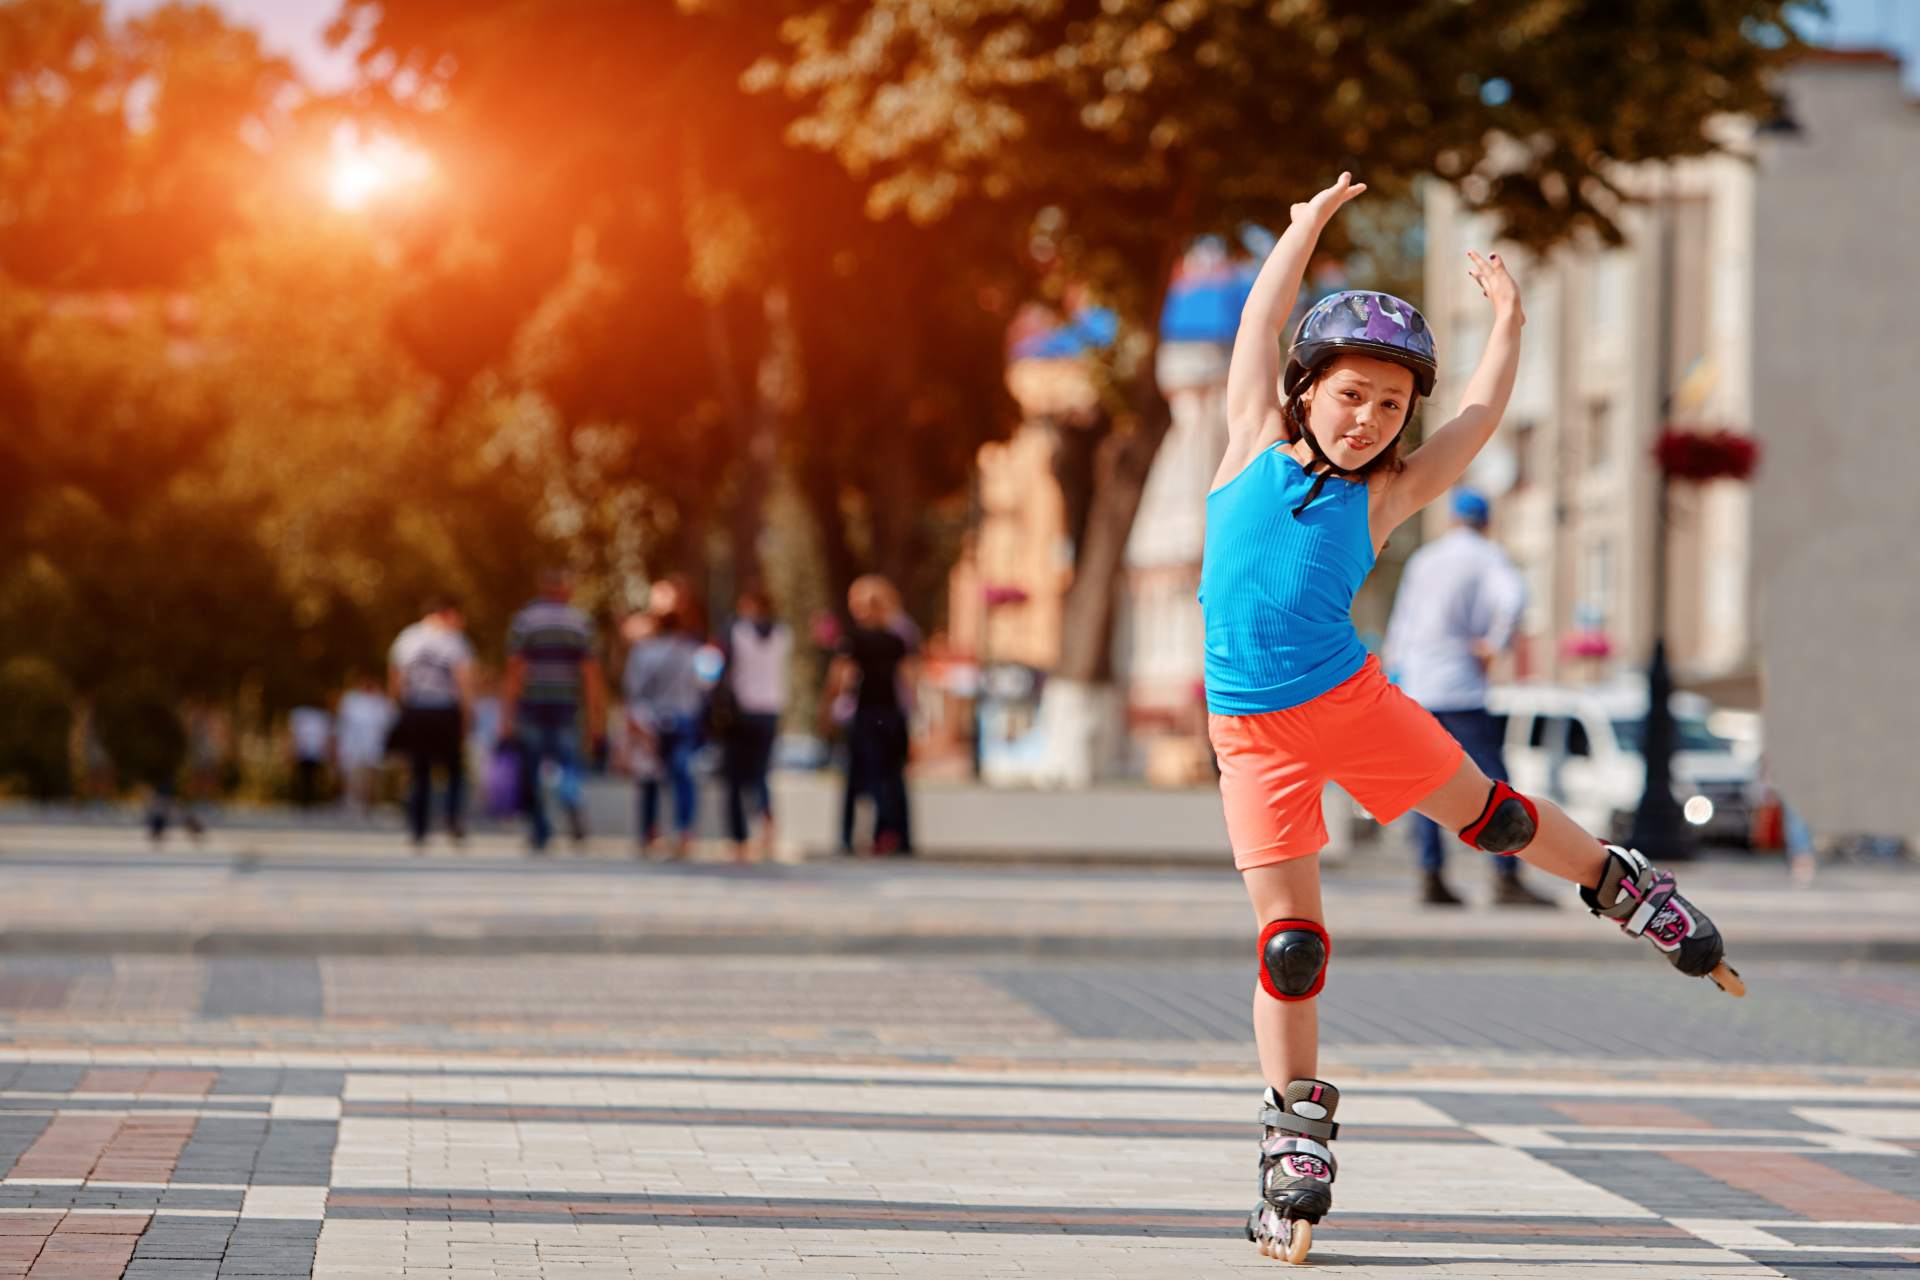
left=1561, top=630, right=1613, bottom=660
left=1654, top=427, right=1760, bottom=482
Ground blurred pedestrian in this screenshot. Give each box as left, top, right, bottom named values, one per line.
left=823, top=574, right=916, bottom=855
left=388, top=597, right=475, bottom=848
left=334, top=672, right=394, bottom=819
left=181, top=699, right=229, bottom=816
left=94, top=679, right=198, bottom=842
left=501, top=568, right=606, bottom=853
left=1383, top=488, right=1551, bottom=907
left=721, top=584, right=791, bottom=863
left=876, top=577, right=922, bottom=717
left=624, top=577, right=704, bottom=860
left=287, top=704, right=332, bottom=811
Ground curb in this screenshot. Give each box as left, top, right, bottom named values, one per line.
left=0, top=929, right=1912, bottom=963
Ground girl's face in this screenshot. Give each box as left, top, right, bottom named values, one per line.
left=1302, top=354, right=1415, bottom=471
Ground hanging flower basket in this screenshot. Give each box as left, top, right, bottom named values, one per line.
left=1561, top=630, right=1614, bottom=660
left=1654, top=427, right=1760, bottom=482
left=984, top=585, right=1030, bottom=608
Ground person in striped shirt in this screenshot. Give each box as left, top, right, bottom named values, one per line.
left=500, top=568, right=607, bottom=852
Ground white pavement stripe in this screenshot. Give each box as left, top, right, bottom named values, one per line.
left=241, top=1186, right=328, bottom=1220
left=1671, top=1218, right=1793, bottom=1250
left=327, top=1118, right=1655, bottom=1219
left=339, top=1072, right=1456, bottom=1127
left=1796, top=1105, right=1920, bottom=1138
left=1468, top=1124, right=1565, bottom=1147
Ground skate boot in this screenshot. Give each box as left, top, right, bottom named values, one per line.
left=1245, top=1078, right=1339, bottom=1264
left=1581, top=844, right=1745, bottom=996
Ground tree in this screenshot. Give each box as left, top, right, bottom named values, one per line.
left=0, top=0, right=296, bottom=289
left=0, top=0, right=312, bottom=714
left=0, top=1, right=555, bottom=735
left=758, top=0, right=1806, bottom=771
left=339, top=0, right=1019, bottom=629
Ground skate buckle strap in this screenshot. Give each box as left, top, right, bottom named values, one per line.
left=1590, top=846, right=1659, bottom=922
left=1260, top=1105, right=1340, bottom=1142
left=1618, top=872, right=1677, bottom=937
left=1261, top=1134, right=1337, bottom=1172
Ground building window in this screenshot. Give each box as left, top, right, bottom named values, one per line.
left=1512, top=421, right=1535, bottom=491
left=1589, top=250, right=1631, bottom=338
left=1583, top=538, right=1613, bottom=627
left=1586, top=398, right=1611, bottom=471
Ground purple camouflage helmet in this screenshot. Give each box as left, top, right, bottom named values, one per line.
left=1283, top=290, right=1436, bottom=399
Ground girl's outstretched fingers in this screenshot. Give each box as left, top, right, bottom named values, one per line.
left=1296, top=173, right=1368, bottom=226
left=1466, top=250, right=1523, bottom=316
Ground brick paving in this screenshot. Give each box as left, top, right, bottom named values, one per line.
left=0, top=829, right=1912, bottom=1275
left=0, top=1049, right=1909, bottom=1276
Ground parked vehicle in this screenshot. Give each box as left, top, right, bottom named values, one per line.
left=1486, top=682, right=1759, bottom=848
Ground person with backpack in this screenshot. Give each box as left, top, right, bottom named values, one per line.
left=718, top=585, right=791, bottom=863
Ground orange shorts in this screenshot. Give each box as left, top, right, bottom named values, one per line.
left=1209, top=656, right=1465, bottom=870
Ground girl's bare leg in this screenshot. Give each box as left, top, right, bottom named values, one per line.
left=1411, top=756, right=1605, bottom=887
left=1410, top=755, right=1742, bottom=991
left=1239, top=854, right=1325, bottom=1088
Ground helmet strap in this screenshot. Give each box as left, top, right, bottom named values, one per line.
left=1286, top=389, right=1417, bottom=518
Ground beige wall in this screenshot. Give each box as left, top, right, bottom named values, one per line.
left=1750, top=57, right=1920, bottom=839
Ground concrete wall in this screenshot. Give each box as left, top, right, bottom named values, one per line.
left=1750, top=58, right=1920, bottom=840
left=580, top=771, right=1356, bottom=861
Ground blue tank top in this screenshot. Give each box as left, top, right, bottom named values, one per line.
left=1199, top=444, right=1375, bottom=714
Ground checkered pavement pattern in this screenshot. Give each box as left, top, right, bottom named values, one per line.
left=0, top=1050, right=1912, bottom=1278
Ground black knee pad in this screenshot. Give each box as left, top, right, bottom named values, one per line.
left=1259, top=918, right=1330, bottom=1001
left=1457, top=780, right=1538, bottom=853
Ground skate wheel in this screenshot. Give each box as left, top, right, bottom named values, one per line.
left=1709, top=961, right=1746, bottom=998
left=1284, top=1218, right=1312, bottom=1264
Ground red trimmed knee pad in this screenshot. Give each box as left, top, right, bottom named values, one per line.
left=1456, top=779, right=1538, bottom=854
left=1258, top=918, right=1330, bottom=1002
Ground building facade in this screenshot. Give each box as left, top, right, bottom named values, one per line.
left=1422, top=52, right=1920, bottom=840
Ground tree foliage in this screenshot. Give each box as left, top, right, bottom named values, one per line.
left=0, top=0, right=297, bottom=288
left=758, top=0, right=1807, bottom=681
left=0, top=2, right=556, bottom=787
left=340, top=0, right=1019, bottom=625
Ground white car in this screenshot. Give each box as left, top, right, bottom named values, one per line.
left=1485, top=682, right=1759, bottom=848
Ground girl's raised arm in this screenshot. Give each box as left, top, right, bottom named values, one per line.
left=1386, top=251, right=1525, bottom=524
left=1223, top=173, right=1367, bottom=445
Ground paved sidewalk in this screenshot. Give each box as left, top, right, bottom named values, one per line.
left=0, top=823, right=1911, bottom=963
left=0, top=823, right=1914, bottom=1276
left=0, top=1046, right=1912, bottom=1278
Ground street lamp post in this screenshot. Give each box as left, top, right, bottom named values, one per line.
left=1628, top=184, right=1693, bottom=860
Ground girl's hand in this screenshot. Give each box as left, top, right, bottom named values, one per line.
left=1467, top=250, right=1524, bottom=324
left=1290, top=172, right=1367, bottom=229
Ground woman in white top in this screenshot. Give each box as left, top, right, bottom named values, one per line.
left=334, top=673, right=395, bottom=818
left=721, top=586, right=791, bottom=862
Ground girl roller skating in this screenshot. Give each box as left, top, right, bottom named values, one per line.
left=1204, top=173, right=1743, bottom=1265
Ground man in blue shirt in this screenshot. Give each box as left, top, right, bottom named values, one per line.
left=1384, top=490, right=1553, bottom=907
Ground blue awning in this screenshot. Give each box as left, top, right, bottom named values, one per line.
left=1009, top=262, right=1257, bottom=360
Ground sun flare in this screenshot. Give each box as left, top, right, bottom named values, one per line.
left=326, top=130, right=431, bottom=212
